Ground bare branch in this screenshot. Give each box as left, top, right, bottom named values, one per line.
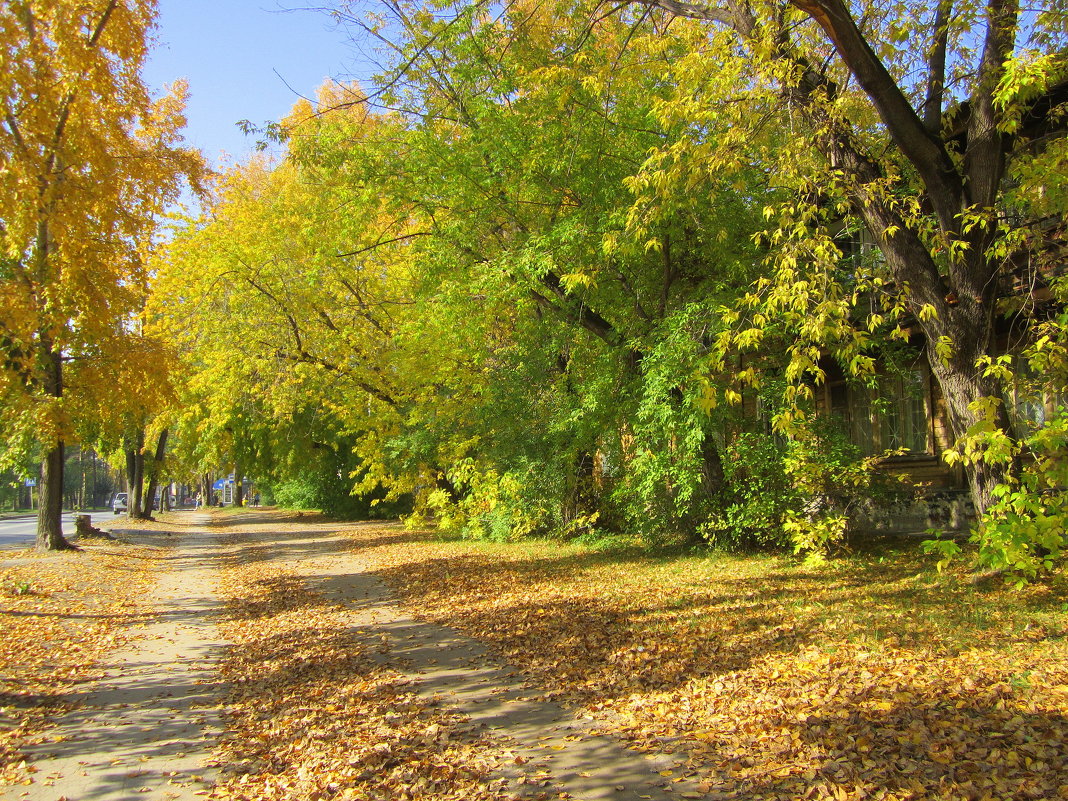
left=629, top=0, right=735, bottom=25
left=335, top=231, right=432, bottom=259
left=922, top=0, right=952, bottom=134
left=964, top=0, right=1019, bottom=209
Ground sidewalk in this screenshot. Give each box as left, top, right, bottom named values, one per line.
left=1, top=522, right=226, bottom=801
left=3, top=512, right=702, bottom=801
left=212, top=515, right=699, bottom=801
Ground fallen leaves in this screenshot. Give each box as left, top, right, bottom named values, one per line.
left=349, top=524, right=1068, bottom=801
left=0, top=538, right=164, bottom=789
left=8, top=510, right=1065, bottom=801
left=210, top=526, right=513, bottom=801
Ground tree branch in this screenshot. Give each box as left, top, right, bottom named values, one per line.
left=537, top=271, right=627, bottom=348
left=922, top=0, right=952, bottom=134
left=242, top=275, right=304, bottom=354
left=335, top=231, right=432, bottom=259
left=271, top=348, right=398, bottom=407
left=788, top=0, right=964, bottom=235
left=964, top=0, right=1018, bottom=209
left=628, top=0, right=735, bottom=25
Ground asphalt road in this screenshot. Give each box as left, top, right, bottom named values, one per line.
left=0, top=512, right=95, bottom=550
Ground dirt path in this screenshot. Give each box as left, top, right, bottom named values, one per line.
left=224, top=518, right=698, bottom=801
left=4, top=513, right=700, bottom=801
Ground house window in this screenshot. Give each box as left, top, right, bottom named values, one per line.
left=829, top=369, right=930, bottom=455
left=883, top=371, right=929, bottom=453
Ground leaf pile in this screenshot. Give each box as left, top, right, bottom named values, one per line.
left=351, top=525, right=1068, bottom=801
left=211, top=533, right=515, bottom=801
left=0, top=540, right=163, bottom=789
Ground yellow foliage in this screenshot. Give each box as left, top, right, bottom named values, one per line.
left=0, top=0, right=202, bottom=454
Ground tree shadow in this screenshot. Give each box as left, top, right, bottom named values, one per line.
left=341, top=527, right=1065, bottom=708
left=698, top=680, right=1068, bottom=800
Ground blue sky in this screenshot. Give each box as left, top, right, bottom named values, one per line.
left=143, top=1, right=372, bottom=168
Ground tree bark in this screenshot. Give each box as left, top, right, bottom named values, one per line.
left=234, top=463, right=244, bottom=507
left=35, top=441, right=74, bottom=551
left=78, top=447, right=88, bottom=510
left=141, top=428, right=168, bottom=517
left=34, top=343, right=73, bottom=551
left=126, top=430, right=146, bottom=519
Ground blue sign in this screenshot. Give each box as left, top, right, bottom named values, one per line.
left=212, top=478, right=227, bottom=490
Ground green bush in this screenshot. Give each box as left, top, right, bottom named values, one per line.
left=266, top=451, right=413, bottom=520
left=702, top=418, right=887, bottom=555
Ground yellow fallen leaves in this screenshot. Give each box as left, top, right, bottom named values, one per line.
left=351, top=524, right=1068, bottom=801
left=211, top=530, right=512, bottom=801
left=0, top=541, right=164, bottom=789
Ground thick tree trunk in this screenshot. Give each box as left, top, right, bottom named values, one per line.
left=35, top=442, right=74, bottom=551
left=141, top=429, right=169, bottom=517
left=924, top=311, right=1012, bottom=517
left=34, top=343, right=74, bottom=551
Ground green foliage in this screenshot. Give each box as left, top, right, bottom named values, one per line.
left=702, top=416, right=885, bottom=556
left=953, top=410, right=1068, bottom=583
left=266, top=437, right=412, bottom=520
left=270, top=476, right=320, bottom=511
left=700, top=432, right=796, bottom=550
left=148, top=0, right=1067, bottom=582
left=933, top=279, right=1068, bottom=580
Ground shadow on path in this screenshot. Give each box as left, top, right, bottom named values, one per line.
left=250, top=527, right=695, bottom=801
left=1, top=528, right=227, bottom=801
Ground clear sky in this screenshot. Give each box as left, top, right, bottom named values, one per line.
left=143, top=1, right=370, bottom=169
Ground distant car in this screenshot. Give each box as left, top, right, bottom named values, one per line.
left=112, top=492, right=128, bottom=515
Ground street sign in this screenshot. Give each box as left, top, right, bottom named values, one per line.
left=24, top=478, right=36, bottom=487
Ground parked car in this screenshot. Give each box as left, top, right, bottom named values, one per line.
left=112, top=492, right=128, bottom=515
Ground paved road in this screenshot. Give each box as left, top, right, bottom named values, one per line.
left=0, top=512, right=103, bottom=549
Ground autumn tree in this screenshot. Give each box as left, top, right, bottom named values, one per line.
left=0, top=0, right=199, bottom=549
left=152, top=88, right=413, bottom=512
left=321, top=1, right=773, bottom=539
left=613, top=0, right=1067, bottom=511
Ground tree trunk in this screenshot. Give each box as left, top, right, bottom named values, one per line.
left=234, top=464, right=244, bottom=507
left=141, top=428, right=168, bottom=517
left=34, top=342, right=73, bottom=551
left=35, top=441, right=74, bottom=551
left=562, top=451, right=598, bottom=528
left=79, top=447, right=87, bottom=511
left=699, top=434, right=725, bottom=499
left=127, top=430, right=146, bottom=519
left=924, top=316, right=1012, bottom=517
